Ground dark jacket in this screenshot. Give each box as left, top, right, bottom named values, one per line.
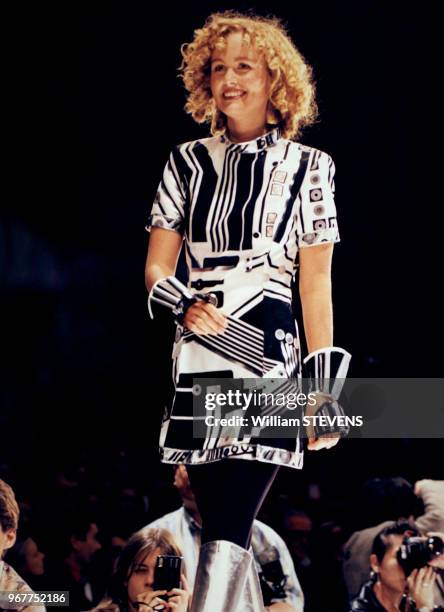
left=349, top=579, right=407, bottom=611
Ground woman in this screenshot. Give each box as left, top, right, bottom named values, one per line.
left=350, top=523, right=442, bottom=611
left=145, top=10, right=351, bottom=611
left=92, top=527, right=190, bottom=612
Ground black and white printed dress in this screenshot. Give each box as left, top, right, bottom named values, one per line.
left=146, top=126, right=340, bottom=469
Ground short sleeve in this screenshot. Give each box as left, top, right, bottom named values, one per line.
left=296, top=150, right=340, bottom=248
left=145, top=147, right=187, bottom=237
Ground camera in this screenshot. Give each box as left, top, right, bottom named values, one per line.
left=397, top=535, right=443, bottom=576
left=257, top=545, right=287, bottom=604
left=152, top=555, right=183, bottom=601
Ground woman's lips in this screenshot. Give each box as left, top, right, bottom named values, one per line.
left=222, top=91, right=246, bottom=100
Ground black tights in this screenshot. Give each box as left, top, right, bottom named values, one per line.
left=187, top=458, right=279, bottom=550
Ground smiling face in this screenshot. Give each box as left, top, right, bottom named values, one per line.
left=127, top=547, right=160, bottom=611
left=210, top=31, right=270, bottom=132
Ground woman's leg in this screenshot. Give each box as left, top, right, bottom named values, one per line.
left=187, top=457, right=279, bottom=549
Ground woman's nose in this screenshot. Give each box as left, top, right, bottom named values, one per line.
left=224, top=67, right=238, bottom=85
left=146, top=570, right=154, bottom=587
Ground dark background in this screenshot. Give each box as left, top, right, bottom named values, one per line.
left=1, top=2, right=442, bottom=605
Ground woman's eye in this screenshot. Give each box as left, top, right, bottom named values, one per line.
left=213, top=64, right=224, bottom=72
left=238, top=63, right=252, bottom=70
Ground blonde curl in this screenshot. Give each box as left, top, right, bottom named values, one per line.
left=178, top=10, right=319, bottom=140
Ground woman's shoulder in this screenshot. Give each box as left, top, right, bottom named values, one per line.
left=286, top=139, right=333, bottom=159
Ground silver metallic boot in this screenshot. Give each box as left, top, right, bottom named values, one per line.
left=238, top=551, right=265, bottom=612
left=190, top=540, right=253, bottom=612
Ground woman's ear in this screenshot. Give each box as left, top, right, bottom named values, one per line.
left=3, top=528, right=17, bottom=552
left=370, top=553, right=379, bottom=574
left=266, top=101, right=279, bottom=125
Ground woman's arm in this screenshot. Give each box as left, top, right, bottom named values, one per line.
left=145, top=227, right=226, bottom=334
left=414, top=480, right=444, bottom=534
left=299, top=242, right=344, bottom=451
left=298, top=242, right=334, bottom=353
left=145, top=227, right=184, bottom=292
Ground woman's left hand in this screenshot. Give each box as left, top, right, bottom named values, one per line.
left=166, top=573, right=191, bottom=611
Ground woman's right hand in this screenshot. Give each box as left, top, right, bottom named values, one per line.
left=133, top=588, right=168, bottom=610
left=406, top=565, right=436, bottom=610
left=183, top=300, right=228, bottom=335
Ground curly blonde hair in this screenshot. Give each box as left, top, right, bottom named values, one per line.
left=179, top=10, right=319, bottom=140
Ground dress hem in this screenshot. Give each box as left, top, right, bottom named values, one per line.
left=159, top=443, right=304, bottom=469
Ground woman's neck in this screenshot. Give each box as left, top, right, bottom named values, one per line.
left=373, top=581, right=404, bottom=611
left=226, top=118, right=267, bottom=143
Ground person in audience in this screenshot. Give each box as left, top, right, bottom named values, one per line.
left=5, top=534, right=47, bottom=591
left=350, top=522, right=444, bottom=611
left=47, top=516, right=103, bottom=610
left=92, top=527, right=190, bottom=612
left=343, top=478, right=444, bottom=600
left=0, top=479, right=45, bottom=612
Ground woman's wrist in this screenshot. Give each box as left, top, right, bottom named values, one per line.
left=408, top=597, right=435, bottom=612
left=147, top=275, right=197, bottom=321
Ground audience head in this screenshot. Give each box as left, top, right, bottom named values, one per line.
left=6, top=536, right=45, bottom=576
left=61, top=516, right=102, bottom=565
left=370, top=521, right=419, bottom=591
left=107, top=527, right=184, bottom=611
left=173, top=465, right=194, bottom=502
left=359, top=478, right=423, bottom=527
left=283, top=509, right=313, bottom=562
left=0, top=479, right=19, bottom=558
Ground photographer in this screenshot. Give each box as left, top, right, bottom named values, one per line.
left=91, top=527, right=190, bottom=612
left=350, top=522, right=444, bottom=611
left=343, top=478, right=444, bottom=600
